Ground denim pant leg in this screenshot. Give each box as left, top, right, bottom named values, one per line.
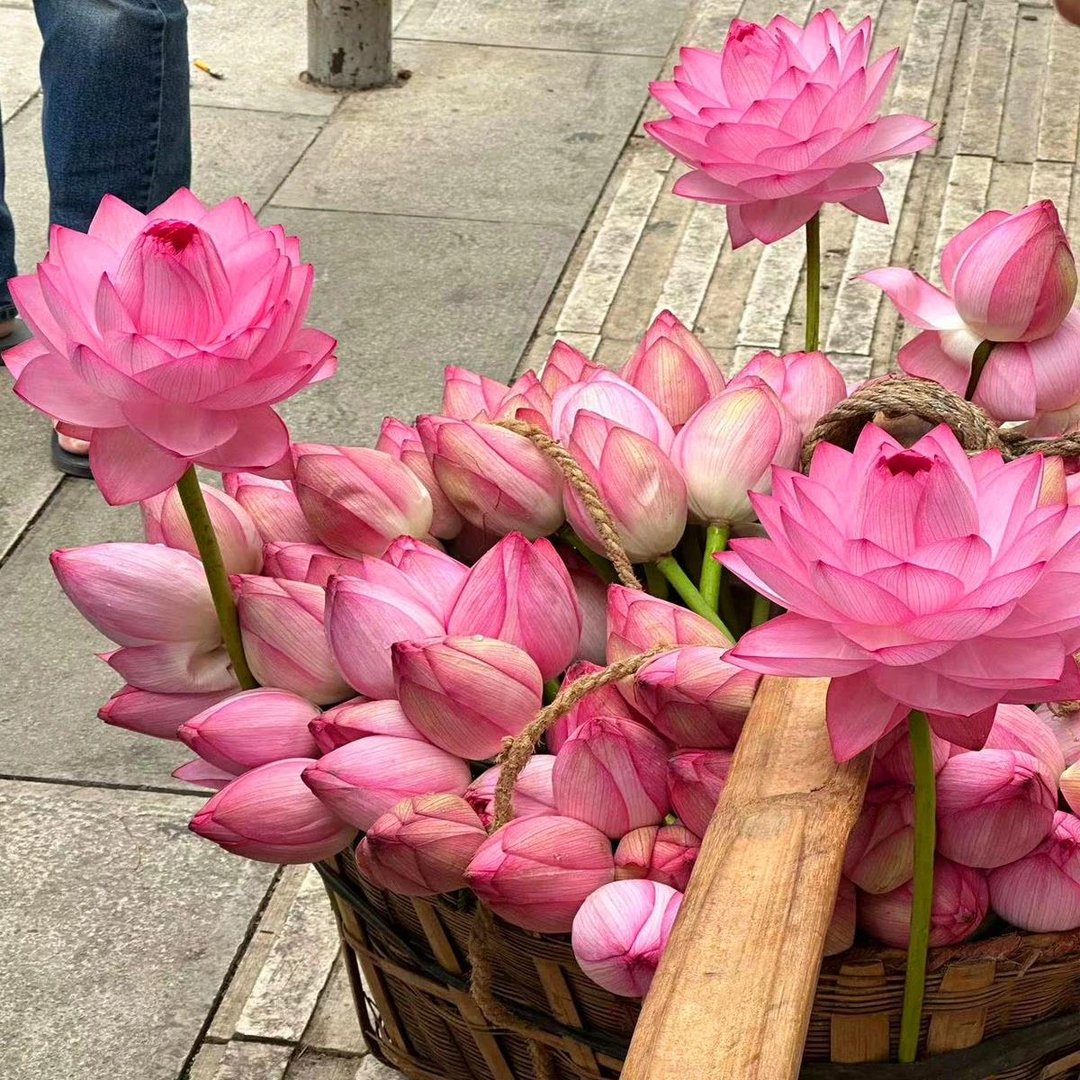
left=0, top=114, right=17, bottom=322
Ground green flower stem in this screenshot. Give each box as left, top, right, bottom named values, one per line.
left=805, top=212, right=821, bottom=353
left=175, top=466, right=258, bottom=690
left=750, top=592, right=772, bottom=627
left=964, top=340, right=994, bottom=401
left=543, top=678, right=561, bottom=704
left=654, top=555, right=735, bottom=643
left=898, top=709, right=936, bottom=1063
left=644, top=562, right=670, bottom=599
left=700, top=522, right=730, bottom=613
left=558, top=527, right=615, bottom=584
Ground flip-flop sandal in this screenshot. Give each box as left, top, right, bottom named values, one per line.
left=0, top=319, right=32, bottom=363
left=51, top=430, right=94, bottom=480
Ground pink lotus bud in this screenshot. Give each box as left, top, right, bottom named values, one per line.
left=551, top=371, right=676, bottom=453
left=292, top=444, right=434, bottom=558
left=355, top=793, right=488, bottom=896
left=324, top=575, right=444, bottom=699
left=393, top=635, right=543, bottom=759
left=223, top=473, right=318, bottom=544
left=304, top=551, right=368, bottom=586
left=302, top=735, right=471, bottom=829
left=51, top=543, right=221, bottom=648
left=555, top=716, right=670, bottom=838
left=98, top=685, right=235, bottom=740
left=620, top=310, right=725, bottom=428
left=324, top=551, right=443, bottom=617
left=495, top=370, right=553, bottom=432
left=988, top=811, right=1080, bottom=931
left=262, top=542, right=337, bottom=581
left=561, top=552, right=607, bottom=665
left=178, top=688, right=321, bottom=774
left=571, top=879, right=683, bottom=997
left=190, top=758, right=355, bottom=863
left=607, top=586, right=732, bottom=662
left=824, top=878, right=857, bottom=957
left=539, top=340, right=605, bottom=395
left=1062, top=761, right=1080, bottom=814
left=441, top=365, right=508, bottom=420
left=842, top=782, right=914, bottom=894
left=548, top=660, right=644, bottom=753
left=464, top=815, right=615, bottom=932
left=308, top=698, right=422, bottom=754
left=634, top=646, right=758, bottom=748
left=983, top=703, right=1066, bottom=776
left=103, top=641, right=238, bottom=694
left=447, top=533, right=582, bottom=679
left=376, top=417, right=464, bottom=539
left=564, top=412, right=688, bottom=563
left=465, top=756, right=557, bottom=828
left=666, top=748, right=732, bottom=837
left=417, top=416, right=565, bottom=538
left=173, top=758, right=236, bottom=790
left=859, top=858, right=989, bottom=947
left=936, top=749, right=1056, bottom=868
left=234, top=575, right=350, bottom=704
left=871, top=724, right=951, bottom=785
left=614, top=824, right=699, bottom=891
left=670, top=382, right=801, bottom=524
left=1035, top=705, right=1080, bottom=767
left=728, top=350, right=846, bottom=437
left=142, top=483, right=263, bottom=574
left=383, top=536, right=469, bottom=616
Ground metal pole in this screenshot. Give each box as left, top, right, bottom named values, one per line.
left=306, top=0, right=393, bottom=90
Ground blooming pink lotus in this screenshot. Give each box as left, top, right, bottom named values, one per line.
left=6, top=191, right=336, bottom=504
left=721, top=424, right=1080, bottom=760
left=645, top=11, right=934, bottom=246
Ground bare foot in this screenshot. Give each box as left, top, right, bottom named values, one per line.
left=0, top=319, right=14, bottom=339
left=56, top=430, right=90, bottom=457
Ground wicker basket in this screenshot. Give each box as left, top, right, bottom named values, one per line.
left=317, top=854, right=1080, bottom=1080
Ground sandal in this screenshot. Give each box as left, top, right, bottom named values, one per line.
left=0, top=319, right=32, bottom=362
left=51, top=430, right=94, bottom=480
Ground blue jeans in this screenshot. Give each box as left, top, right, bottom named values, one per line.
left=0, top=0, right=191, bottom=322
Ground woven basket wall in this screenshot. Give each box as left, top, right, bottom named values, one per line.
left=318, top=853, right=1080, bottom=1080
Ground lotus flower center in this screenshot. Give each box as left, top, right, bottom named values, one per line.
left=885, top=451, right=933, bottom=477
left=731, top=22, right=761, bottom=42
left=145, top=219, right=199, bottom=253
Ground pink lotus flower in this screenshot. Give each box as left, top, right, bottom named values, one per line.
left=988, top=811, right=1080, bottom=931
left=465, top=756, right=558, bottom=828
left=382, top=537, right=469, bottom=618
left=308, top=698, right=422, bottom=754
left=355, top=793, right=487, bottom=896
left=727, top=350, right=847, bottom=437
left=262, top=542, right=337, bottom=582
left=98, top=685, right=235, bottom=740
left=671, top=382, right=801, bottom=525
left=447, top=533, right=582, bottom=679
left=548, top=660, right=645, bottom=753
left=234, top=575, right=350, bottom=704
left=1061, top=761, right=1080, bottom=815
left=417, top=416, right=565, bottom=538
left=983, top=703, right=1066, bottom=777
left=571, top=879, right=683, bottom=997
left=393, top=635, right=543, bottom=759
left=824, top=878, right=857, bottom=956
left=615, top=823, right=700, bottom=892
left=865, top=202, right=1080, bottom=425
left=619, top=310, right=726, bottom=428
left=464, top=815, right=615, bottom=933
left=645, top=12, right=934, bottom=246
left=870, top=723, right=951, bottom=785
left=607, top=586, right=734, bottom=663
left=721, top=424, right=1080, bottom=760
left=292, top=444, right=434, bottom=558
left=6, top=191, right=336, bottom=504
left=1037, top=704, right=1080, bottom=768
left=190, top=757, right=354, bottom=864
left=376, top=418, right=464, bottom=539
left=441, top=366, right=512, bottom=420
left=173, top=759, right=237, bottom=790
left=842, top=781, right=914, bottom=894
left=102, top=641, right=237, bottom=695
left=564, top=556, right=608, bottom=666
left=304, top=551, right=370, bottom=586
left=551, top=372, right=675, bottom=452
left=302, top=735, right=471, bottom=829
left=539, top=341, right=605, bottom=395
left=494, top=370, right=554, bottom=432
left=634, top=646, right=759, bottom=748
left=666, top=748, right=733, bottom=836
left=858, top=857, right=988, bottom=947
left=223, top=473, right=318, bottom=544
left=178, top=688, right=321, bottom=774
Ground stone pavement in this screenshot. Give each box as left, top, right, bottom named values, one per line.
left=1, top=0, right=1077, bottom=1078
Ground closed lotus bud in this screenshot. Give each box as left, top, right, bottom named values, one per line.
left=495, top=369, right=553, bottom=432
left=262, top=542, right=337, bottom=582
left=173, top=758, right=237, bottom=790
left=984, top=703, right=1066, bottom=776
left=635, top=646, right=758, bottom=748
left=859, top=858, right=989, bottom=948
left=1061, top=761, right=1080, bottom=814
left=842, top=782, right=914, bottom=894
left=301, top=735, right=471, bottom=829
left=667, top=748, right=732, bottom=837
left=223, top=473, right=318, bottom=544
left=465, top=757, right=557, bottom=828
left=52, top=543, right=221, bottom=648
left=539, top=340, right=605, bottom=395
left=304, top=551, right=369, bottom=586
left=417, top=416, right=565, bottom=538
left=936, top=749, right=1056, bottom=868
left=989, top=812, right=1080, bottom=931
left=871, top=723, right=951, bottom=784
left=551, top=371, right=675, bottom=452
left=102, top=641, right=237, bottom=694
left=441, top=365, right=509, bottom=420
left=727, top=350, right=846, bottom=437
left=325, top=552, right=444, bottom=618
left=308, top=698, right=422, bottom=754
left=234, top=575, right=350, bottom=705
left=548, top=660, right=644, bottom=753
left=555, top=716, right=670, bottom=838
left=572, top=879, right=683, bottom=997
left=607, top=586, right=731, bottom=662
left=447, top=533, right=582, bottom=680
left=824, top=878, right=857, bottom=957
left=178, top=688, right=321, bottom=774
left=376, top=417, right=464, bottom=539
left=142, top=483, right=263, bottom=574
left=464, top=815, right=615, bottom=933
left=382, top=537, right=469, bottom=617
left=615, top=824, right=699, bottom=892
left=190, top=758, right=355, bottom=864
left=561, top=553, right=607, bottom=666
left=393, top=635, right=543, bottom=759
left=292, top=443, right=434, bottom=558
left=99, top=685, right=234, bottom=740
left=355, top=793, right=487, bottom=896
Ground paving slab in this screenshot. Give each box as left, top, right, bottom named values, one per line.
left=0, top=779, right=275, bottom=1080
left=0, top=6, right=39, bottom=123
left=275, top=40, right=661, bottom=224
left=302, top=955, right=368, bottom=1055
left=286, top=1050, right=365, bottom=1080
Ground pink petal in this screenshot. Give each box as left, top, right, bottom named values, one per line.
left=972, top=343, right=1037, bottom=421
left=738, top=196, right=824, bottom=245
left=940, top=211, right=1011, bottom=294
left=13, top=351, right=125, bottom=427
left=826, top=674, right=907, bottom=761
left=840, top=187, right=889, bottom=223
left=90, top=426, right=190, bottom=505
left=727, top=612, right=874, bottom=677
left=860, top=269, right=961, bottom=330
left=196, top=407, right=291, bottom=471
left=896, top=330, right=970, bottom=395
left=121, top=401, right=239, bottom=457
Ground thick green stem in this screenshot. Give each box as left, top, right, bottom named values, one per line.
left=805, top=213, right=821, bottom=353
left=175, top=467, right=258, bottom=690
left=543, top=678, right=561, bottom=704
left=654, top=555, right=735, bottom=643
left=898, top=709, right=936, bottom=1063
left=644, top=562, right=670, bottom=599
left=750, top=592, right=772, bottom=627
left=700, top=522, right=730, bottom=613
left=964, top=340, right=994, bottom=400
left=558, top=527, right=615, bottom=584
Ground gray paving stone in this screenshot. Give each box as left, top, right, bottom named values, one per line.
left=397, top=0, right=691, bottom=56
left=998, top=5, right=1050, bottom=164
left=958, top=0, right=1017, bottom=157
left=210, top=1041, right=294, bottom=1080
left=274, top=40, right=661, bottom=224
left=0, top=780, right=275, bottom=1080
left=354, top=1056, right=405, bottom=1080
left=0, top=7, right=39, bottom=123
left=287, top=1050, right=366, bottom=1080
left=302, top=955, right=368, bottom=1055
left=1038, top=13, right=1080, bottom=162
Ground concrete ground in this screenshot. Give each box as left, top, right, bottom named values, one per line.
left=1, top=0, right=1077, bottom=1078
